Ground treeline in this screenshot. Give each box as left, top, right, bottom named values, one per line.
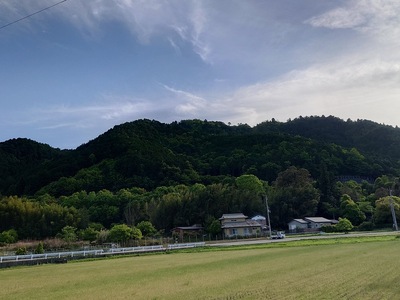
left=1, top=170, right=399, bottom=241
left=1, top=116, right=400, bottom=242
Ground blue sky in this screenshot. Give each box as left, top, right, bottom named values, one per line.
left=1, top=0, right=400, bottom=149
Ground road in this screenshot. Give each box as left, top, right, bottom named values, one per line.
left=208, top=231, right=399, bottom=247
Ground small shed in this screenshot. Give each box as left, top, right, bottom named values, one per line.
left=172, top=224, right=203, bottom=240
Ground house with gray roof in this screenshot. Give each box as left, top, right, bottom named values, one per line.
left=288, top=217, right=337, bottom=232
left=220, top=213, right=262, bottom=238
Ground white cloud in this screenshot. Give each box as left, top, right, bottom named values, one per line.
left=224, top=56, right=400, bottom=126
left=306, top=0, right=400, bottom=42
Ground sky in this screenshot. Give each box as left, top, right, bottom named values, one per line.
left=1, top=0, right=400, bottom=149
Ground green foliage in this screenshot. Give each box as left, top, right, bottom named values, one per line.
left=2, top=117, right=400, bottom=198
left=136, top=221, right=157, bottom=237
left=374, top=196, right=400, bottom=225
left=357, top=221, right=375, bottom=231
left=0, top=229, right=18, bottom=244
left=339, top=194, right=366, bottom=226
left=269, top=167, right=320, bottom=227
left=335, top=217, right=354, bottom=232
left=79, top=227, right=99, bottom=242
left=34, top=242, right=45, bottom=254
left=3, top=117, right=400, bottom=237
left=108, top=224, right=142, bottom=244
left=58, top=226, right=78, bottom=243
left=235, top=175, right=264, bottom=195
left=0, top=196, right=82, bottom=239
left=205, top=217, right=222, bottom=236
left=15, top=247, right=27, bottom=255
left=131, top=226, right=143, bottom=240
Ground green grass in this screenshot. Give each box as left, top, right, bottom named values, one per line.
left=1, top=236, right=400, bottom=299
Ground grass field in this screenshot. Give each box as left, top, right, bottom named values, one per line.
left=1, top=236, right=400, bottom=299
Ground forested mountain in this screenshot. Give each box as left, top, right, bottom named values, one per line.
left=1, top=116, right=399, bottom=197
left=1, top=116, right=400, bottom=240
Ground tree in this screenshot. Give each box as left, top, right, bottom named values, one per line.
left=339, top=194, right=366, bottom=226
left=34, top=242, right=44, bottom=254
left=235, top=175, right=264, bottom=195
left=108, top=224, right=133, bottom=244
left=0, top=229, right=18, bottom=244
left=131, top=226, right=143, bottom=240
left=374, top=196, right=400, bottom=226
left=206, top=216, right=222, bottom=236
left=270, top=166, right=320, bottom=227
left=136, top=221, right=157, bottom=237
left=79, top=227, right=99, bottom=242
left=335, top=217, right=353, bottom=232
left=58, top=226, right=77, bottom=243
left=108, top=224, right=142, bottom=244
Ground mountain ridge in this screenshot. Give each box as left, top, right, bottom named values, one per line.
left=1, top=115, right=399, bottom=197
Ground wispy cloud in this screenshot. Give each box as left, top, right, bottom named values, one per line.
left=306, top=0, right=400, bottom=41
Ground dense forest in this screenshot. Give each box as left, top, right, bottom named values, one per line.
left=1, top=116, right=400, bottom=242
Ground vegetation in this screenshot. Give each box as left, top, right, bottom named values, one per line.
left=1, top=116, right=400, bottom=241
left=1, top=237, right=400, bottom=299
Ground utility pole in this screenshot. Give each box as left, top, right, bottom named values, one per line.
left=265, top=196, right=272, bottom=239
left=389, top=189, right=398, bottom=231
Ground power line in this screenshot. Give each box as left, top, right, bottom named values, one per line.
left=0, top=0, right=68, bottom=31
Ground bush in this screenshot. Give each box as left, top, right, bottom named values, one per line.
left=0, top=229, right=18, bottom=244
left=320, top=225, right=336, bottom=233
left=335, top=218, right=354, bottom=233
left=357, top=221, right=375, bottom=231
left=15, top=247, right=27, bottom=255
left=34, top=242, right=45, bottom=254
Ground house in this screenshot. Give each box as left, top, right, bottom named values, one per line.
left=288, top=217, right=337, bottom=233
left=304, top=217, right=337, bottom=229
left=219, top=213, right=262, bottom=238
left=288, top=219, right=309, bottom=231
left=251, top=215, right=267, bottom=227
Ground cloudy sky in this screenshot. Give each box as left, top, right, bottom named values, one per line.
left=1, top=0, right=400, bottom=149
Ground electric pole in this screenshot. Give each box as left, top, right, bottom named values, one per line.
left=265, top=196, right=272, bottom=238
left=389, top=189, right=398, bottom=231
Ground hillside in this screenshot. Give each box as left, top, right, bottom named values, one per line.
left=1, top=116, right=399, bottom=197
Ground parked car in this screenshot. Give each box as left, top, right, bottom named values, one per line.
left=271, top=231, right=285, bottom=239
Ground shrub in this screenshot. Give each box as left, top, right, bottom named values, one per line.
left=0, top=229, right=18, bottom=244
left=34, top=242, right=45, bottom=254
left=357, top=221, right=375, bottom=231
left=15, top=247, right=27, bottom=255
left=335, top=218, right=354, bottom=233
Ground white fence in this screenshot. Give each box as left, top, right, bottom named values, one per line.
left=167, top=242, right=206, bottom=250
left=0, top=249, right=104, bottom=263
left=107, top=245, right=164, bottom=254
left=0, top=243, right=206, bottom=265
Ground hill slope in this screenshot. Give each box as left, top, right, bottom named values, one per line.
left=1, top=116, right=399, bottom=197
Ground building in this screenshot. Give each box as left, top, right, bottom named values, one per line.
left=251, top=215, right=267, bottom=228
left=288, top=217, right=337, bottom=233
left=288, top=219, right=309, bottom=231
left=172, top=224, right=203, bottom=240
left=219, top=213, right=263, bottom=238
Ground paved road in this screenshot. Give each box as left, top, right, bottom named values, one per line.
left=208, top=231, right=399, bottom=247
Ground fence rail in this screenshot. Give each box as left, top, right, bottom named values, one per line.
left=167, top=242, right=206, bottom=249
left=0, top=249, right=104, bottom=263
left=0, top=242, right=206, bottom=265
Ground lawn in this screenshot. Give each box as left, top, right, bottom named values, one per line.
left=1, top=237, right=400, bottom=299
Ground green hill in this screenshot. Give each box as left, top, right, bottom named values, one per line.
left=1, top=116, right=399, bottom=197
